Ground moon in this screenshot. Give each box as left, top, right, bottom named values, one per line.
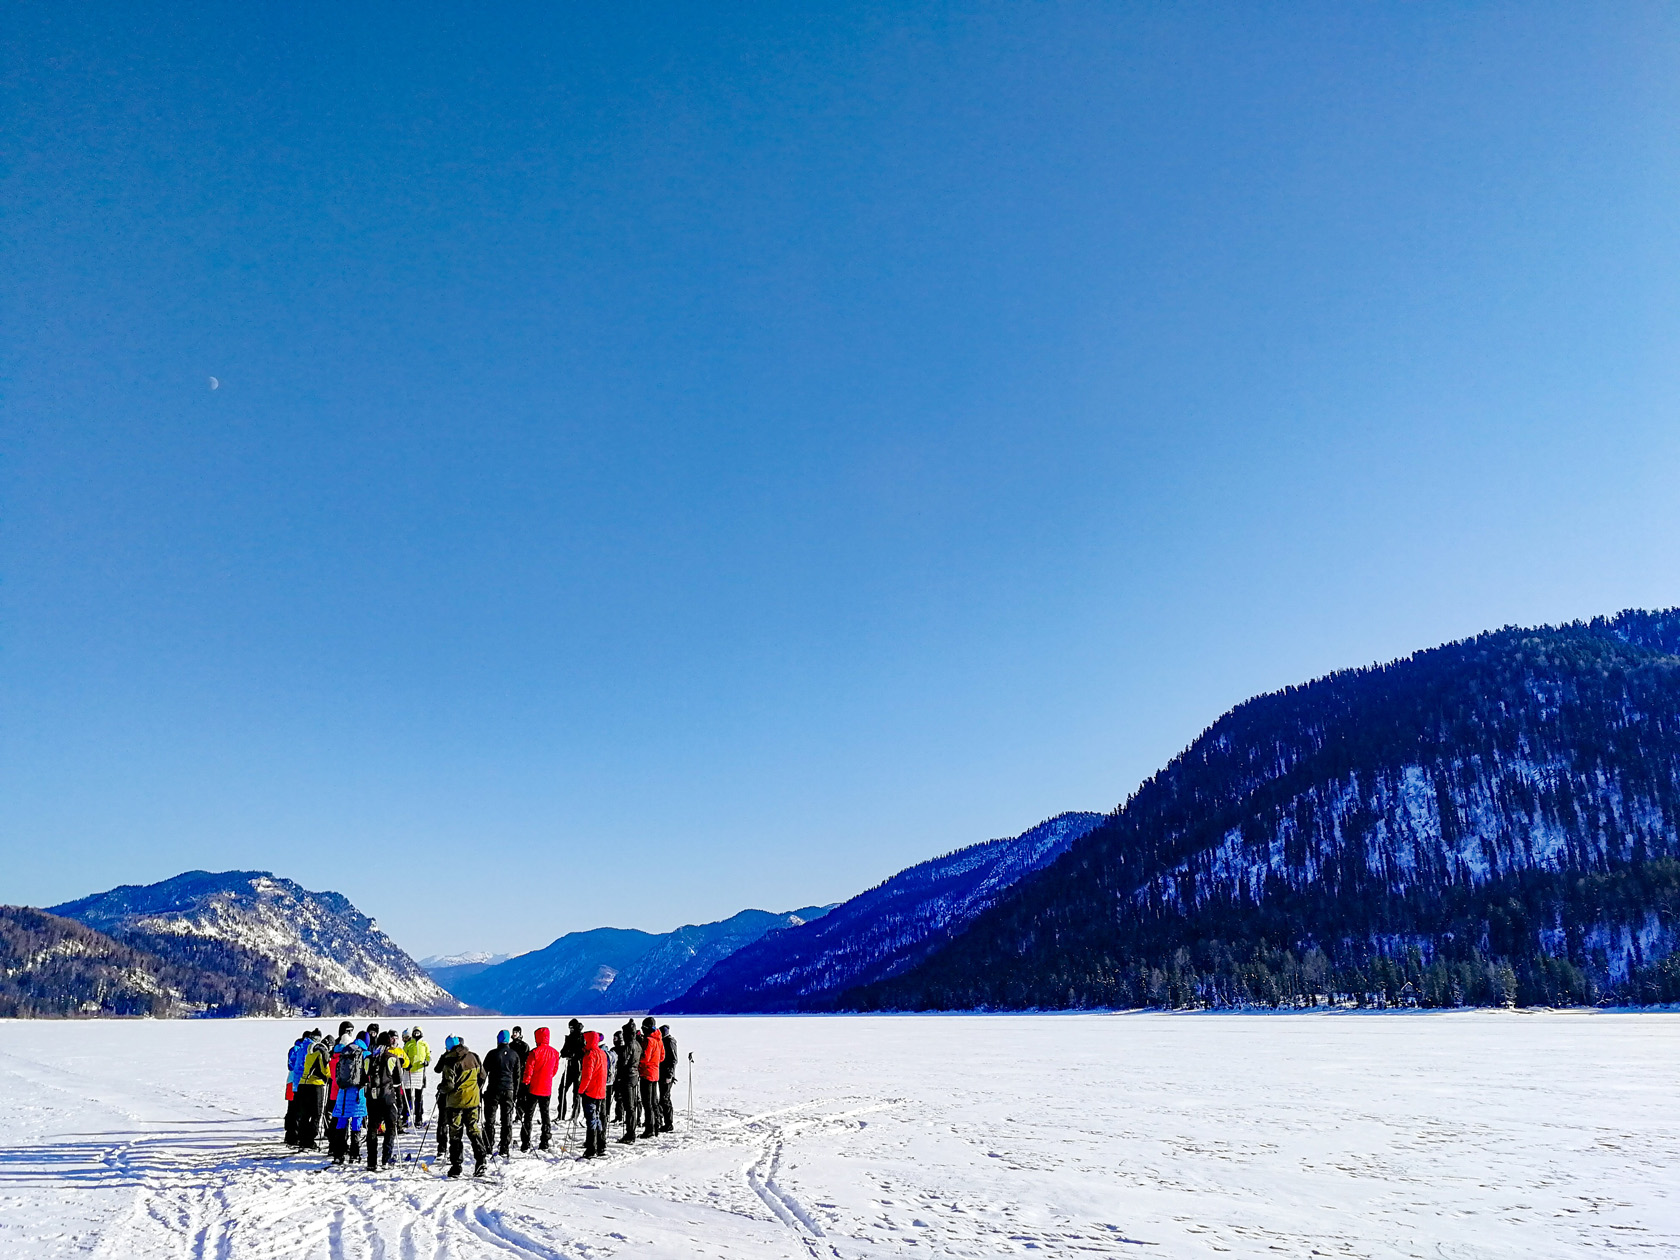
left=208, top=377, right=219, bottom=390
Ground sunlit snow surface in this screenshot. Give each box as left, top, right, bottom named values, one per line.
left=0, top=1012, right=1674, bottom=1257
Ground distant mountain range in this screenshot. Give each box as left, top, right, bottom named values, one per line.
left=444, top=907, right=834, bottom=1015
left=847, top=611, right=1680, bottom=1011
left=47, top=871, right=461, bottom=1016
left=664, top=812, right=1104, bottom=1012
left=419, top=952, right=512, bottom=990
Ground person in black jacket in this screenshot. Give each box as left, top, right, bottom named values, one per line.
left=481, top=1030, right=522, bottom=1158
left=508, top=1026, right=532, bottom=1130
left=366, top=1032, right=406, bottom=1171
left=657, top=1024, right=678, bottom=1132
left=615, top=1020, right=642, bottom=1144
left=558, top=1019, right=585, bottom=1122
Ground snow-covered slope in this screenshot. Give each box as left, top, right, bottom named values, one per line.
left=49, top=871, right=461, bottom=1014
left=447, top=908, right=831, bottom=1015
left=665, top=812, right=1105, bottom=1012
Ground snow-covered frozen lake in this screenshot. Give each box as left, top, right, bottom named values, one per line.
left=0, top=1011, right=1673, bottom=1258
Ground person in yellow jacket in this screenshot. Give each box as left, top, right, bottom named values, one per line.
left=296, top=1032, right=333, bottom=1151
left=403, top=1028, right=431, bottom=1127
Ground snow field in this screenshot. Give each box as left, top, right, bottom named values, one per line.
left=0, top=1011, right=1674, bottom=1258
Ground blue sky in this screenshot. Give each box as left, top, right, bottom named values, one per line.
left=6, top=3, right=1679, bottom=958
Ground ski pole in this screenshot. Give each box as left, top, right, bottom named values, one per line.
left=687, top=1052, right=693, bottom=1122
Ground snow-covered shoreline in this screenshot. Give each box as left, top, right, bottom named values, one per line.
left=0, top=1012, right=1673, bottom=1257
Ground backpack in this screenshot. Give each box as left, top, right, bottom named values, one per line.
left=335, top=1043, right=366, bottom=1090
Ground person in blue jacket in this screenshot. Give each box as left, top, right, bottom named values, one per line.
left=330, top=1033, right=370, bottom=1166
left=283, top=1030, right=312, bottom=1146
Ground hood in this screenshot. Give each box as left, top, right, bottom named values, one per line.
left=535, top=1027, right=551, bottom=1046
left=584, top=1031, right=601, bottom=1051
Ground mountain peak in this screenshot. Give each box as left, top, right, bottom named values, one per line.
left=50, top=870, right=460, bottom=1015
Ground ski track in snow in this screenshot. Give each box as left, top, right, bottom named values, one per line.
left=0, top=1013, right=1675, bottom=1258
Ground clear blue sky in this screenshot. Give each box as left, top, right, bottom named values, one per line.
left=6, top=3, right=1678, bottom=959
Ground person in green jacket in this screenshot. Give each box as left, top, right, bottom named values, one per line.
left=434, top=1036, right=488, bottom=1178
left=403, top=1028, right=431, bottom=1126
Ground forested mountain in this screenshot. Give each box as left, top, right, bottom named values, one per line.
left=0, top=906, right=271, bottom=1017
left=50, top=871, right=461, bottom=1015
left=665, top=812, right=1104, bottom=1012
left=846, top=612, right=1680, bottom=1011
left=446, top=907, right=831, bottom=1014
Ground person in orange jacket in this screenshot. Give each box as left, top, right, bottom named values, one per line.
left=519, top=1026, right=561, bottom=1152
left=577, top=1031, right=609, bottom=1158
left=637, top=1017, right=664, bottom=1139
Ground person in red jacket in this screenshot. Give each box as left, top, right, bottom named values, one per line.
left=520, top=1026, right=561, bottom=1152
left=637, top=1016, right=664, bottom=1139
left=577, top=1031, right=610, bottom=1158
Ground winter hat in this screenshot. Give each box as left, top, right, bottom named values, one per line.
left=338, top=1020, right=355, bottom=1035
left=642, top=1016, right=656, bottom=1031
left=445, top=1036, right=461, bottom=1050
left=498, top=1030, right=510, bottom=1044
left=411, top=1027, right=423, bottom=1038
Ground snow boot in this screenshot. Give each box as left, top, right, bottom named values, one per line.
left=448, top=1163, right=462, bottom=1178
left=473, top=1161, right=486, bottom=1179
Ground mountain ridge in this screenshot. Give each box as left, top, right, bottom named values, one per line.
left=844, top=610, right=1680, bottom=1011
left=663, top=811, right=1105, bottom=1013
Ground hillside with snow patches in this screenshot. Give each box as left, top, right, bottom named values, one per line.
left=851, top=610, right=1680, bottom=1011
left=665, top=811, right=1104, bottom=1012
left=49, top=871, right=460, bottom=1015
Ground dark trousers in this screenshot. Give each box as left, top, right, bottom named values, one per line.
left=294, top=1084, right=324, bottom=1148
left=436, top=1093, right=449, bottom=1154
left=367, top=1098, right=398, bottom=1169
left=658, top=1078, right=674, bottom=1130
left=561, top=1060, right=581, bottom=1119
left=619, top=1078, right=639, bottom=1139
left=639, top=1079, right=660, bottom=1135
left=521, top=1093, right=552, bottom=1150
left=483, top=1094, right=515, bottom=1154
left=327, top=1100, right=346, bottom=1159
left=284, top=1088, right=300, bottom=1144
left=582, top=1095, right=606, bottom=1153
left=445, top=1106, right=487, bottom=1173
left=407, top=1087, right=425, bottom=1126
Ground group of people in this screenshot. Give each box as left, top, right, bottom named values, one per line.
left=281, top=1016, right=682, bottom=1178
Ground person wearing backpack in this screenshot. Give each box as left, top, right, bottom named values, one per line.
left=297, top=1031, right=330, bottom=1151
left=481, top=1031, right=522, bottom=1158
left=657, top=1024, right=678, bottom=1133
left=364, top=1032, right=407, bottom=1170
left=325, top=1022, right=354, bottom=1161
left=403, top=1027, right=430, bottom=1128
left=577, top=1030, right=609, bottom=1159
left=435, top=1035, right=489, bottom=1178
left=330, top=1032, right=370, bottom=1166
